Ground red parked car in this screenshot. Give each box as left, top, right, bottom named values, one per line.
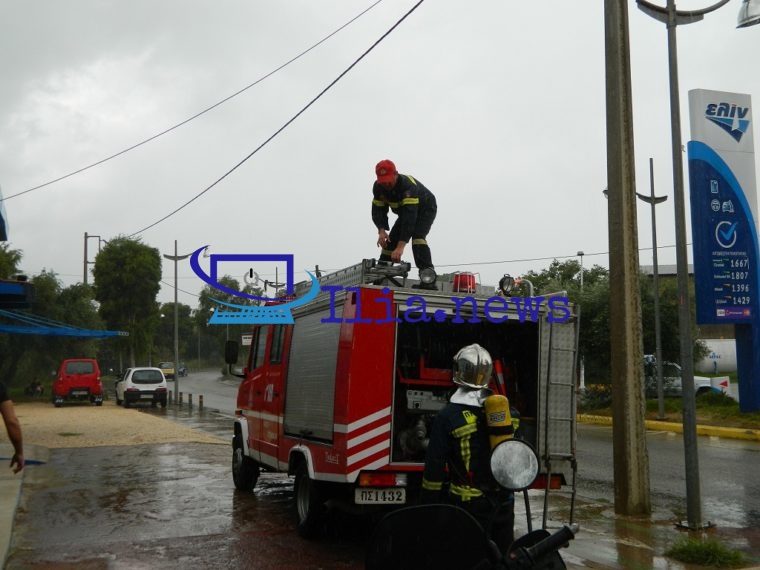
left=52, top=359, right=103, bottom=407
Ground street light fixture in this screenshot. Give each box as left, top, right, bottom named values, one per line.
left=636, top=0, right=759, bottom=531
left=163, top=240, right=192, bottom=405
left=636, top=158, right=668, bottom=421
left=83, top=232, right=107, bottom=285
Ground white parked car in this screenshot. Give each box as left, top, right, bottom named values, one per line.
left=115, top=367, right=168, bottom=408
left=643, top=358, right=714, bottom=398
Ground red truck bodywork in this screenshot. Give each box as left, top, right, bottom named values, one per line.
left=230, top=262, right=578, bottom=537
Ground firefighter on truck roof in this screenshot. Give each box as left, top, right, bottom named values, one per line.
left=420, top=343, right=516, bottom=554
left=372, top=159, right=438, bottom=290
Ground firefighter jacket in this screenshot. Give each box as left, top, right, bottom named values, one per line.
left=371, top=174, right=436, bottom=243
left=420, top=402, right=499, bottom=504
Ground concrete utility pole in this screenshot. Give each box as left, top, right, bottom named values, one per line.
left=604, top=0, right=652, bottom=515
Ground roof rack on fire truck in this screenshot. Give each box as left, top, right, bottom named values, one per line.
left=294, top=259, right=411, bottom=297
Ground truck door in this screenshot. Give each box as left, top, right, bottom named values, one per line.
left=246, top=324, right=287, bottom=467
left=244, top=326, right=268, bottom=463
left=258, top=324, right=286, bottom=465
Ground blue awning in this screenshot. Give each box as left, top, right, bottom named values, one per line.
left=0, top=309, right=127, bottom=337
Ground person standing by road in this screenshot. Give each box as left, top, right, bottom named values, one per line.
left=419, top=344, right=515, bottom=554
left=372, top=159, right=438, bottom=290
left=0, top=381, right=24, bottom=473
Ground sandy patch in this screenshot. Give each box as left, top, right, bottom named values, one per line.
left=8, top=401, right=226, bottom=449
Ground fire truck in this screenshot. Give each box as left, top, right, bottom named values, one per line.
left=225, top=260, right=578, bottom=538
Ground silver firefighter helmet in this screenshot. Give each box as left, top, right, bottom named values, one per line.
left=452, top=343, right=493, bottom=390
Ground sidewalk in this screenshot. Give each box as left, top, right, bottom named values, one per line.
left=0, top=443, right=47, bottom=569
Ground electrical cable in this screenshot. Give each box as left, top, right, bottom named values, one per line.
left=128, top=0, right=426, bottom=237
left=1, top=0, right=383, bottom=203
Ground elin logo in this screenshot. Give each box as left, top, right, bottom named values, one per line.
left=189, top=246, right=319, bottom=324
left=705, top=102, right=751, bottom=142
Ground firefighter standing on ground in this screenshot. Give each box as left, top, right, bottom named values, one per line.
left=420, top=344, right=516, bottom=554
left=371, top=159, right=437, bottom=288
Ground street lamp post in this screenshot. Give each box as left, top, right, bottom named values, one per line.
left=577, top=251, right=585, bottom=391
left=636, top=0, right=760, bottom=530
left=637, top=158, right=668, bottom=420
left=163, top=240, right=191, bottom=405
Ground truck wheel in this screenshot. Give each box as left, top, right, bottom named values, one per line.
left=294, top=463, right=325, bottom=539
left=232, top=434, right=259, bottom=491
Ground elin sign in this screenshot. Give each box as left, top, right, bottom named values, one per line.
left=688, top=88, right=759, bottom=411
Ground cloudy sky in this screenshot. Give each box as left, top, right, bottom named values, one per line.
left=1, top=0, right=759, bottom=308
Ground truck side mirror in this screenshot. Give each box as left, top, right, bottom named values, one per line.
left=225, top=340, right=239, bottom=364
left=224, top=340, right=246, bottom=378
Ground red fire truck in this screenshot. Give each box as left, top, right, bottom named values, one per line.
left=225, top=260, right=578, bottom=537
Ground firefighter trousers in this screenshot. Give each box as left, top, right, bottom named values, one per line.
left=379, top=204, right=437, bottom=270
left=449, top=492, right=515, bottom=555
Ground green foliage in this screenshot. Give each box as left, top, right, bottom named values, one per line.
left=92, top=236, right=162, bottom=366
left=694, top=392, right=760, bottom=427
left=665, top=537, right=746, bottom=567
left=525, top=259, right=708, bottom=385
left=0, top=267, right=104, bottom=388
left=155, top=301, right=193, bottom=361
left=0, top=242, right=22, bottom=278
left=585, top=385, right=760, bottom=430
left=194, top=276, right=262, bottom=363
left=578, top=384, right=612, bottom=411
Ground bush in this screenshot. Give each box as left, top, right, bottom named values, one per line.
left=578, top=384, right=612, bottom=412
left=665, top=537, right=746, bottom=567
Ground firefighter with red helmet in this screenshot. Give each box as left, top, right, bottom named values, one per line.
left=420, top=344, right=516, bottom=553
left=372, top=159, right=438, bottom=290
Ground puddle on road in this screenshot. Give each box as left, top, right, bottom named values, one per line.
left=546, top=493, right=760, bottom=569
left=8, top=441, right=366, bottom=570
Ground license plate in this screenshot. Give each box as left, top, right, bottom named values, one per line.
left=140, top=394, right=154, bottom=399
left=72, top=390, right=88, bottom=396
left=354, top=488, right=406, bottom=505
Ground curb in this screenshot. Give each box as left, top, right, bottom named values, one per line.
left=0, top=443, right=49, bottom=568
left=578, top=414, right=760, bottom=441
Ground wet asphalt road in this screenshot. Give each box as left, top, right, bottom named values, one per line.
left=7, top=406, right=369, bottom=569
left=10, top=374, right=760, bottom=568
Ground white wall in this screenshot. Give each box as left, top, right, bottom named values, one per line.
left=696, top=338, right=737, bottom=374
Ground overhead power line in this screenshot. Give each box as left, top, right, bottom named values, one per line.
left=128, top=0, right=426, bottom=237
left=1, top=0, right=384, bottom=203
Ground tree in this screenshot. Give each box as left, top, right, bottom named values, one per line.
left=523, top=259, right=707, bottom=385
left=156, top=301, right=193, bottom=364
left=92, top=237, right=161, bottom=366
left=0, top=243, right=22, bottom=278
left=194, top=276, right=262, bottom=366
left=0, top=269, right=104, bottom=388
